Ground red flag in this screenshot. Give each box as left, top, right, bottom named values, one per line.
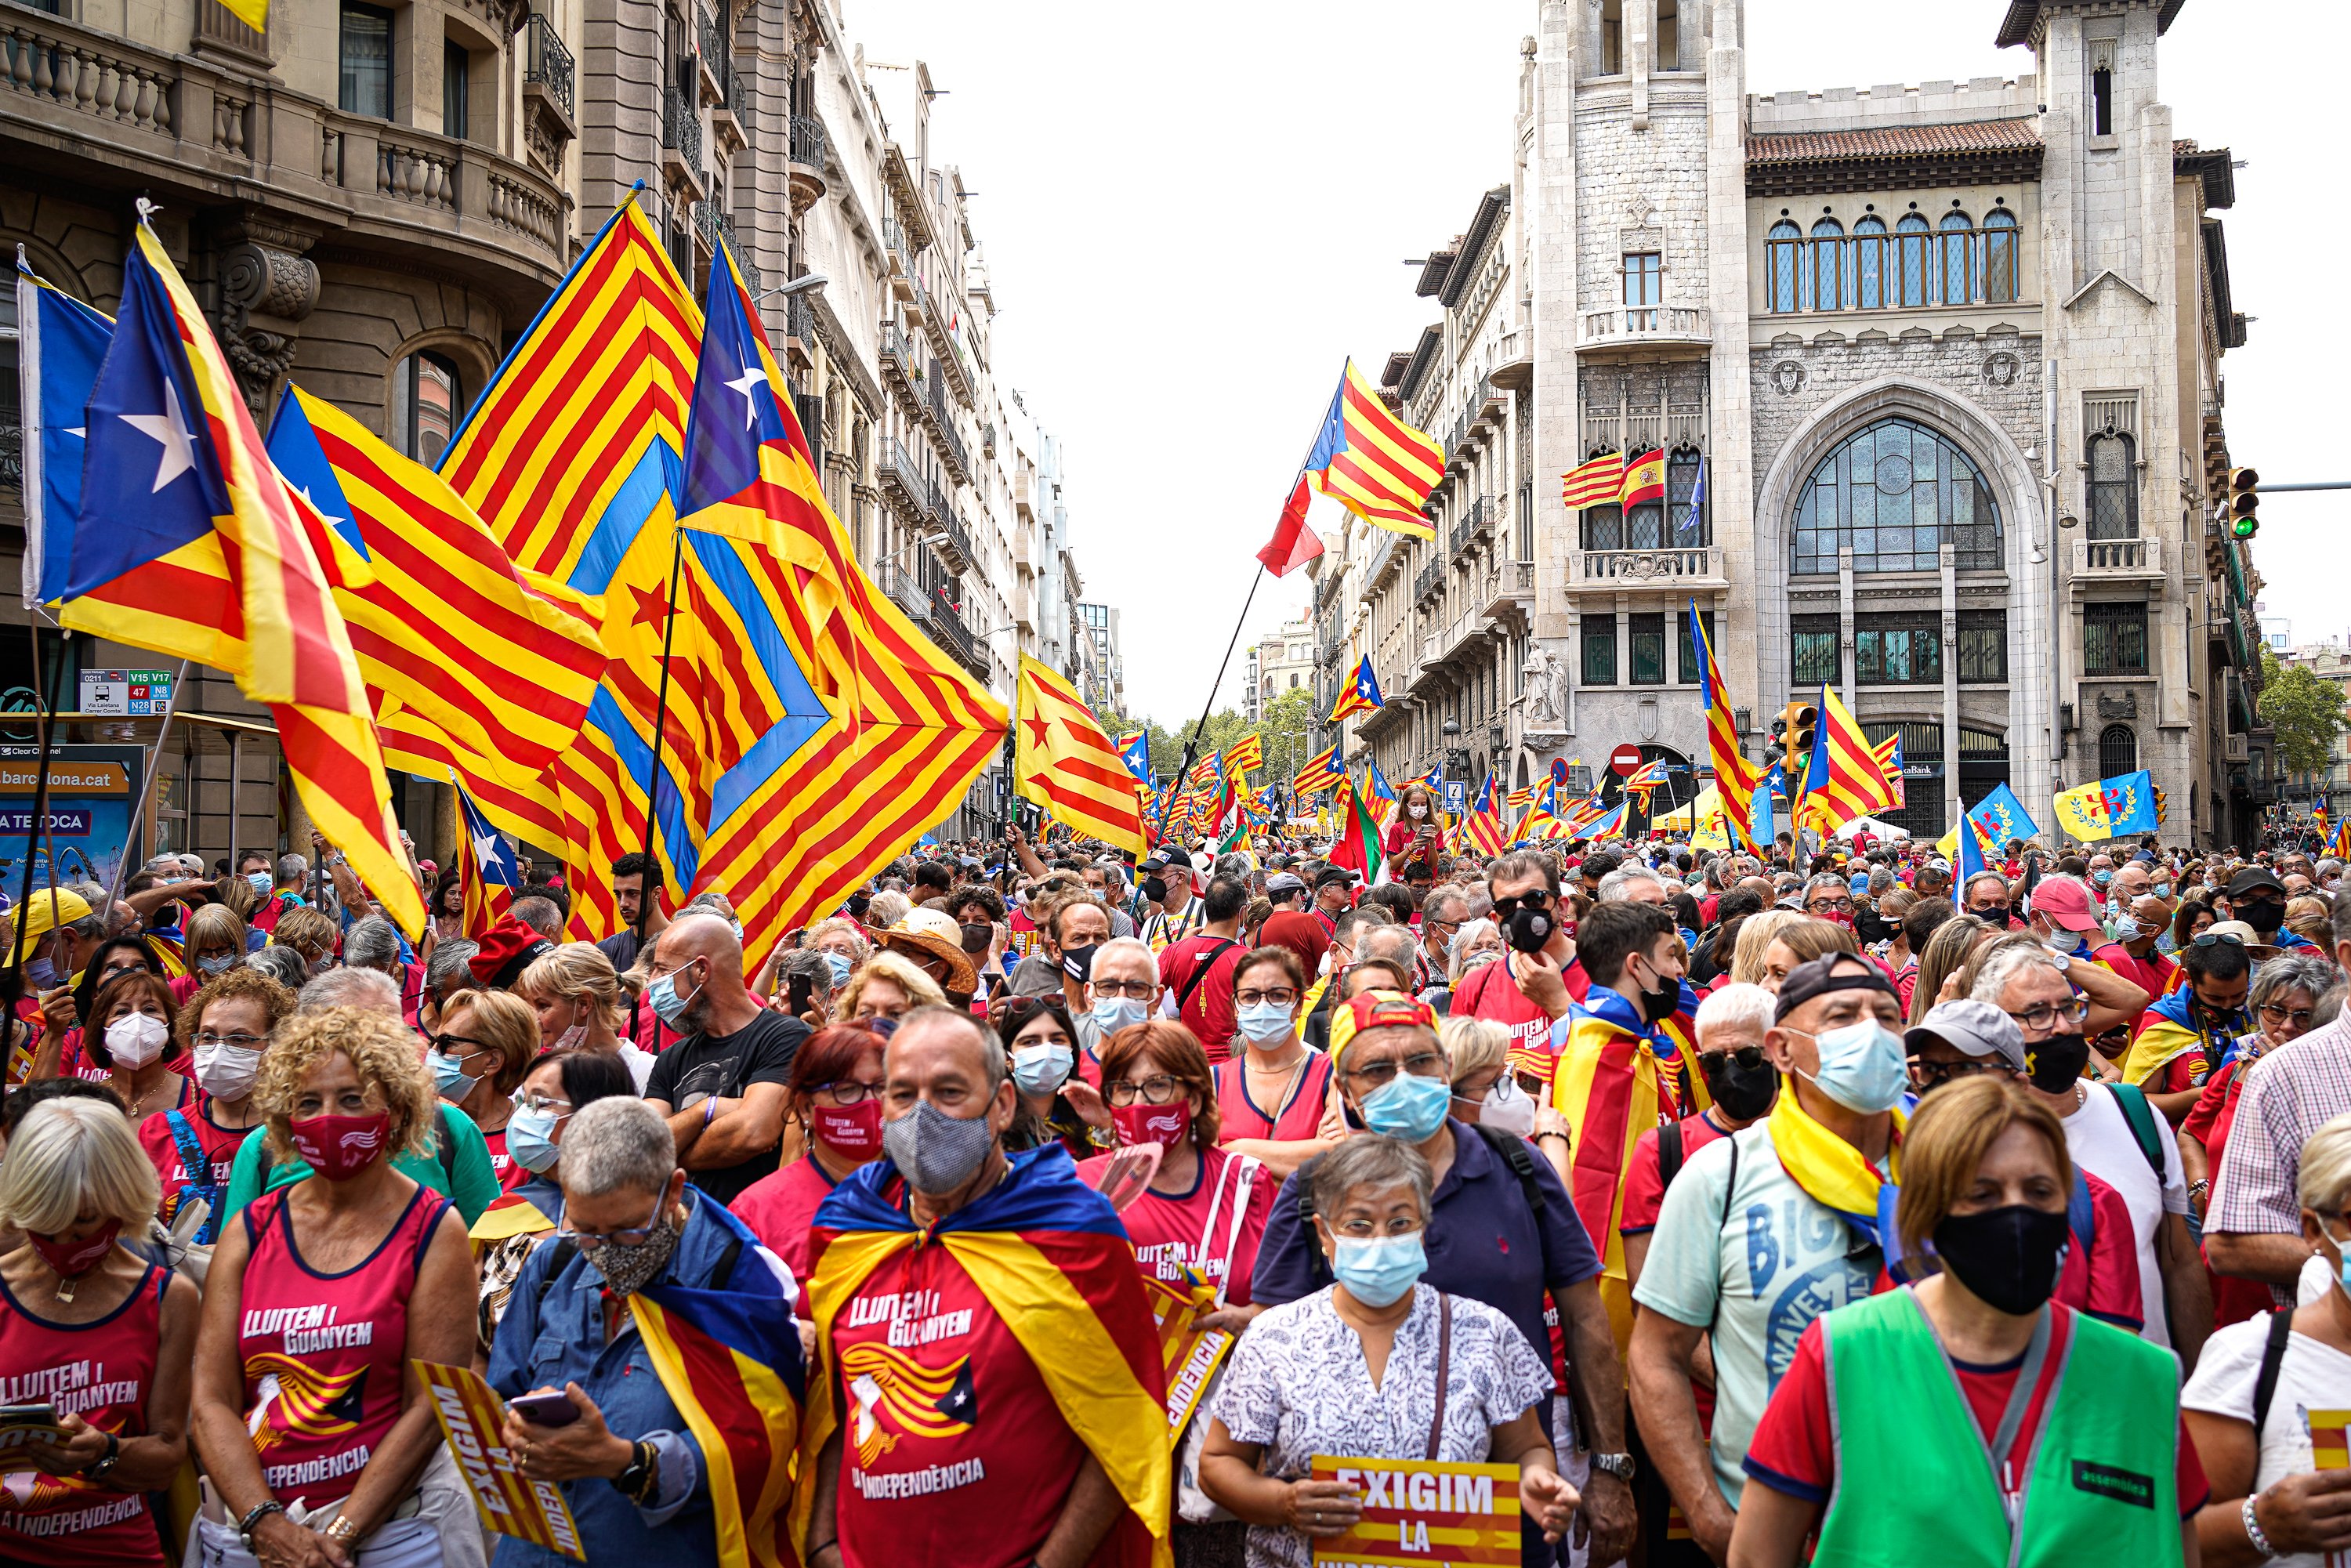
left=1256, top=476, right=1326, bottom=577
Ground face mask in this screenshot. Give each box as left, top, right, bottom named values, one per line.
left=2154, top=883, right=2173, bottom=899
left=29, top=1219, right=121, bottom=1279
left=2093, top=871, right=2112, bottom=887
left=1701, top=1051, right=1780, bottom=1121
left=552, top=1020, right=589, bottom=1052
left=197, top=954, right=236, bottom=976
left=583, top=1211, right=680, bottom=1296
left=429, top=1049, right=480, bottom=1101
left=1408, top=806, right=1429, bottom=820
left=1328, top=1230, right=1428, bottom=1309
left=24, top=958, right=58, bottom=989
left=1795, top=1018, right=1909, bottom=1115
left=647, top=965, right=703, bottom=1030
left=1113, top=1098, right=1192, bottom=1150
left=1503, top=903, right=1556, bottom=955
left=1359, top=1070, right=1452, bottom=1142
left=811, top=1099, right=884, bottom=1159
left=1627, top=958, right=1679, bottom=1027
left=1237, top=1001, right=1294, bottom=1043
left=1091, top=994, right=1149, bottom=1037
left=1138, top=876, right=1168, bottom=905
left=1932, top=1204, right=2071, bottom=1316
left=1476, top=1077, right=1538, bottom=1139
left=882, top=1096, right=998, bottom=1194
left=248, top=872, right=273, bottom=896
left=1009, top=1041, right=1074, bottom=1097
left=288, top=1110, right=392, bottom=1180
left=505, top=1106, right=564, bottom=1173
left=194, top=1041, right=263, bottom=1102
left=824, top=951, right=854, bottom=989
left=104, top=1012, right=170, bottom=1069
left=2023, top=1030, right=2090, bottom=1094
left=2241, top=901, right=2286, bottom=936
left=1060, top=943, right=1098, bottom=984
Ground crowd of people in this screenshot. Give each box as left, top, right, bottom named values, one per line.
left=2, top=819, right=2350, bottom=1567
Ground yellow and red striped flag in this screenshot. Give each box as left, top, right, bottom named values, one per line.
left=1562, top=451, right=1627, bottom=509
left=1618, top=448, right=1667, bottom=509
left=1017, top=656, right=1148, bottom=857
left=1220, top=733, right=1263, bottom=780
left=1871, top=733, right=1907, bottom=811
left=1799, top=685, right=1900, bottom=833
left=1291, top=741, right=1346, bottom=797
left=1691, top=600, right=1759, bottom=854
left=1281, top=360, right=1444, bottom=541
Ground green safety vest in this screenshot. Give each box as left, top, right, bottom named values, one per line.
left=1813, top=1291, right=2183, bottom=1568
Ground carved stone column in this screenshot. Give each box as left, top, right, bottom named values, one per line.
left=212, top=226, right=319, bottom=417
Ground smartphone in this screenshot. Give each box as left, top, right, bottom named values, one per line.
left=786, top=972, right=813, bottom=1016
left=509, top=1391, right=581, bottom=1428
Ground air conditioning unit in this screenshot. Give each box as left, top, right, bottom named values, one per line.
left=2225, top=734, right=2250, bottom=764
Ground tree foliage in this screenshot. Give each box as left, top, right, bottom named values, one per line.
left=2258, top=646, right=2351, bottom=778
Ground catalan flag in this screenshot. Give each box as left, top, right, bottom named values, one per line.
left=1570, top=800, right=1628, bottom=842
left=1017, top=655, right=1148, bottom=858
left=1464, top=770, right=1510, bottom=858
left=1618, top=449, right=1667, bottom=509
left=1871, top=733, right=1907, bottom=811
left=455, top=786, right=521, bottom=940
left=1115, top=730, right=1151, bottom=785
left=1273, top=360, right=1444, bottom=541
left=1563, top=450, right=1627, bottom=509
left=2332, top=817, right=2351, bottom=862
left=14, top=261, right=112, bottom=612
left=1329, top=655, right=1385, bottom=722
left=57, top=223, right=422, bottom=934
left=1291, top=741, right=1346, bottom=796
left=1518, top=782, right=1566, bottom=842
left=799, top=1147, right=1171, bottom=1568
left=1691, top=599, right=1759, bottom=853
left=1220, top=732, right=1263, bottom=780
left=1796, top=684, right=1897, bottom=833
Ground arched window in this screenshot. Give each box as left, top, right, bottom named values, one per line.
left=2087, top=432, right=2138, bottom=540
left=1766, top=220, right=1800, bottom=313
left=1982, top=209, right=2018, bottom=304
left=1937, top=212, right=1976, bottom=305
left=2099, top=724, right=2138, bottom=778
left=1854, top=215, right=1887, bottom=310
left=1667, top=447, right=1708, bottom=545
left=1804, top=218, right=1846, bottom=312
left=390, top=348, right=462, bottom=465
left=1895, top=215, right=1930, bottom=307
left=1790, top=417, right=2002, bottom=575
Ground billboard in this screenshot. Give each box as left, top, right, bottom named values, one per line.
left=0, top=745, right=145, bottom=891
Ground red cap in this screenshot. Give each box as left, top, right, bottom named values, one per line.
left=2026, top=876, right=2101, bottom=934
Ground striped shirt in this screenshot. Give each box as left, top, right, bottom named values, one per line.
left=2208, top=1016, right=2351, bottom=1302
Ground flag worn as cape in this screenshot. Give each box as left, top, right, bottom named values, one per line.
left=2118, top=986, right=2247, bottom=1089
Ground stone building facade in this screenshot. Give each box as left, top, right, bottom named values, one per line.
left=1244, top=616, right=1317, bottom=723
left=1324, top=0, right=2264, bottom=848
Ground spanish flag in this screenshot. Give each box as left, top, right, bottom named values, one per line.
left=797, top=1146, right=1172, bottom=1568
left=1617, top=449, right=1667, bottom=509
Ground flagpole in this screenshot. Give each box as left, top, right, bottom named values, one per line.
left=1164, top=562, right=1264, bottom=847
left=635, top=523, right=686, bottom=946
left=102, top=657, right=190, bottom=913
left=3, top=619, right=70, bottom=1012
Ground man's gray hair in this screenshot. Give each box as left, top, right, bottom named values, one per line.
left=1089, top=936, right=1156, bottom=976
left=342, top=917, right=402, bottom=973
left=1598, top=864, right=1668, bottom=903
left=1358, top=923, right=1419, bottom=966
left=1092, top=860, right=1128, bottom=893
left=1423, top=886, right=1471, bottom=923
left=276, top=853, right=309, bottom=885
left=1694, top=981, right=1776, bottom=1048
left=559, top=1096, right=677, bottom=1199
left=2253, top=953, right=2339, bottom=1013
left=1306, top=1134, right=1433, bottom=1228
left=1804, top=872, right=1850, bottom=899
left=776, top=947, right=835, bottom=1001
left=426, top=939, right=480, bottom=994
left=296, top=965, right=402, bottom=1016
left=248, top=946, right=308, bottom=988
left=1969, top=943, right=2065, bottom=1008
left=510, top=896, right=563, bottom=940
left=1962, top=870, right=2011, bottom=902
left=891, top=1004, right=1007, bottom=1095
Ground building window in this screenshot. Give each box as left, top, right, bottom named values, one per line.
left=391, top=349, right=463, bottom=465
left=443, top=39, right=469, bottom=139
left=1957, top=610, right=2008, bottom=683
left=1791, top=614, right=1840, bottom=688
left=1803, top=219, right=1846, bottom=311
left=1581, top=502, right=1624, bottom=552
left=1629, top=614, right=1667, bottom=686
left=2083, top=603, right=2149, bottom=676
left=1581, top=614, right=1617, bottom=687
left=1623, top=253, right=1660, bottom=331
left=1791, top=417, right=2001, bottom=574
left=1656, top=0, right=1680, bottom=69
left=1667, top=447, right=1708, bottom=545
left=1599, top=0, right=1621, bottom=73
left=2086, top=432, right=2137, bottom=540
left=339, top=1, right=393, bottom=119
left=1855, top=614, right=1942, bottom=685
left=1676, top=609, right=1717, bottom=685
left=1896, top=214, right=1930, bottom=306
left=1936, top=212, right=1975, bottom=304
left=1854, top=215, right=1886, bottom=309
left=2099, top=723, right=2138, bottom=777
left=1766, top=220, right=1799, bottom=313
left=2092, top=62, right=2114, bottom=137
left=1983, top=209, right=2018, bottom=303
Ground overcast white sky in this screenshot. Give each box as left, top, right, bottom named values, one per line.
left=844, top=0, right=2346, bottom=724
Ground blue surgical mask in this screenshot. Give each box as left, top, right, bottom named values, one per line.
left=197, top=954, right=235, bottom=976
left=824, top=952, right=853, bottom=989
left=2094, top=871, right=2112, bottom=886
left=1091, top=995, right=1148, bottom=1037
left=24, top=958, right=58, bottom=989
left=429, top=1049, right=480, bottom=1102
left=1796, top=1018, right=1910, bottom=1115
left=1328, top=1230, right=1428, bottom=1308
left=1360, top=1071, right=1452, bottom=1142
left=1237, top=1002, right=1294, bottom=1044
left=2110, top=918, right=2142, bottom=942
left=505, top=1106, right=564, bottom=1173
left=248, top=872, right=273, bottom=896
left=647, top=966, right=702, bottom=1030
left=1010, top=1042, right=1074, bottom=1097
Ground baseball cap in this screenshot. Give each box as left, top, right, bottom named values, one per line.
left=2026, top=877, right=2101, bottom=935
left=1266, top=872, right=1307, bottom=897
left=2226, top=867, right=2288, bottom=899
left=1904, top=998, right=2026, bottom=1073
left=1328, top=989, right=1439, bottom=1061
left=1313, top=866, right=1357, bottom=891
left=1772, top=953, right=1897, bottom=1023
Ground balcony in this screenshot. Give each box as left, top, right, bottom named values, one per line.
left=2069, top=536, right=2165, bottom=593
left=875, top=563, right=933, bottom=624
left=928, top=596, right=982, bottom=672
left=1359, top=533, right=1402, bottom=605
left=787, top=114, right=828, bottom=215
left=1450, top=496, right=1494, bottom=562
left=784, top=294, right=817, bottom=374
left=1567, top=545, right=1726, bottom=590
left=694, top=7, right=732, bottom=109
left=661, top=87, right=705, bottom=201
left=876, top=324, right=919, bottom=409
left=882, top=216, right=916, bottom=302
left=520, top=13, right=577, bottom=145
left=1480, top=559, right=1536, bottom=628
left=917, top=284, right=975, bottom=407
left=1414, top=557, right=1446, bottom=608
left=875, top=436, right=931, bottom=523
left=1014, top=581, right=1036, bottom=634
left=926, top=374, right=971, bottom=483
left=930, top=484, right=975, bottom=573
left=1577, top=305, right=1712, bottom=358
left=1487, top=325, right=1532, bottom=392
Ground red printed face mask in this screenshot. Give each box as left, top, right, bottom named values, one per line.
left=1112, top=1099, right=1192, bottom=1150
left=288, top=1111, right=393, bottom=1181
left=29, top=1219, right=121, bottom=1278
left=810, top=1099, right=884, bottom=1160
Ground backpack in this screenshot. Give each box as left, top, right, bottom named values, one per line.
left=1291, top=1123, right=1545, bottom=1287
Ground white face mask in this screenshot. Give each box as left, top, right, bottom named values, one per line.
left=1408, top=805, right=1429, bottom=820
left=1475, top=1077, right=1538, bottom=1139
left=105, top=1011, right=171, bottom=1070
left=194, top=1041, right=263, bottom=1101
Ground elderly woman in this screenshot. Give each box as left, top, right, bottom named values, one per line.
left=0, top=1099, right=199, bottom=1565
left=732, top=1024, right=889, bottom=1313
left=136, top=967, right=296, bottom=1245
left=2183, top=1110, right=2351, bottom=1565
left=1443, top=1016, right=1541, bottom=1139
left=519, top=943, right=654, bottom=1090
left=270, top=906, right=340, bottom=979
left=837, top=950, right=944, bottom=1028
left=190, top=1007, right=476, bottom=1566
left=802, top=918, right=872, bottom=994
left=472, top=1049, right=636, bottom=1349
left=1731, top=1075, right=2205, bottom=1567
left=490, top=1096, right=796, bottom=1568
left=1447, top=918, right=1504, bottom=985
left=1211, top=947, right=1335, bottom=1179
left=2182, top=952, right=2339, bottom=1266
left=430, top=989, right=540, bottom=1189
left=1198, top=1135, right=1580, bottom=1566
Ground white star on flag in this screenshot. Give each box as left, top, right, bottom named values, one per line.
left=123, top=378, right=198, bottom=494
left=725, top=360, right=766, bottom=429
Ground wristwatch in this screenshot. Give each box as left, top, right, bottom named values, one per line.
left=1589, top=1450, right=1636, bottom=1483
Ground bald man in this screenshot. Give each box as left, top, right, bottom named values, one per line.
left=640, top=911, right=808, bottom=1202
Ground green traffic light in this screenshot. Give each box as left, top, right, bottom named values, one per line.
left=2231, top=515, right=2258, bottom=540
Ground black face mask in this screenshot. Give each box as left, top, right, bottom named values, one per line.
left=1932, top=1204, right=2071, bottom=1316
left=2023, top=1030, right=2090, bottom=1094
left=2238, top=899, right=2286, bottom=936
left=1504, top=903, right=1555, bottom=954
left=1060, top=943, right=1097, bottom=983
left=1628, top=958, right=1679, bottom=1026
left=1139, top=876, right=1168, bottom=905
left=1701, top=1051, right=1779, bottom=1121
left=846, top=893, right=871, bottom=920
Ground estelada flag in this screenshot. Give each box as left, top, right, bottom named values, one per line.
left=798, top=1146, right=1172, bottom=1568
left=1617, top=449, right=1666, bottom=509
left=1016, top=655, right=1148, bottom=858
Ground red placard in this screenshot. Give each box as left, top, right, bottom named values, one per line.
left=1608, top=744, right=1643, bottom=777
left=1308, top=1456, right=1520, bottom=1566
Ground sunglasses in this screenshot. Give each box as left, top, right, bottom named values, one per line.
left=2190, top=931, right=2247, bottom=947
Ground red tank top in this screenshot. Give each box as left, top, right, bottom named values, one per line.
left=237, top=1184, right=449, bottom=1508
left=0, top=1262, right=168, bottom=1565
left=1212, top=1050, right=1333, bottom=1144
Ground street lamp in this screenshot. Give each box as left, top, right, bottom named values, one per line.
left=753, top=272, right=829, bottom=302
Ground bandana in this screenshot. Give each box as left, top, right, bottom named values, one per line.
left=1767, top=1081, right=1904, bottom=1251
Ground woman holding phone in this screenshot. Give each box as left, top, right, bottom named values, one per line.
left=1382, top=784, right=1444, bottom=883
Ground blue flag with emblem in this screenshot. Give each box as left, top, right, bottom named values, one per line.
left=13, top=261, right=114, bottom=610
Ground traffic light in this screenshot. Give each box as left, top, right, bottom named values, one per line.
left=2152, top=784, right=2168, bottom=826
left=1783, top=700, right=1819, bottom=787
left=1767, top=715, right=1788, bottom=770
left=2227, top=467, right=2260, bottom=541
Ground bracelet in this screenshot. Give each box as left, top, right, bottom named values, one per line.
left=2244, top=1490, right=2280, bottom=1559
left=237, top=1499, right=286, bottom=1544
left=1534, top=1131, right=1570, bottom=1145
left=323, top=1515, right=362, bottom=1545
left=703, top=1095, right=719, bottom=1128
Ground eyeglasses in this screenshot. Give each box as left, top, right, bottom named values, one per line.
left=557, top=1195, right=668, bottom=1249
left=1908, top=1058, right=2000, bottom=1089
left=810, top=1081, right=882, bottom=1105
left=511, top=1092, right=576, bottom=1117
left=1342, top=1051, right=1447, bottom=1090
left=194, top=1030, right=265, bottom=1050
left=1105, top=1074, right=1183, bottom=1106
left=1234, top=988, right=1299, bottom=1008
left=2191, top=931, right=2246, bottom=947
left=2259, top=1004, right=2314, bottom=1027
left=1806, top=897, right=1856, bottom=915
left=2003, top=997, right=2089, bottom=1032
left=435, top=1036, right=494, bottom=1056
left=1090, top=980, right=1157, bottom=1000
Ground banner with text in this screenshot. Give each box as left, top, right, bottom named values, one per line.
left=1309, top=1455, right=1520, bottom=1567
left=1143, top=1273, right=1234, bottom=1440
left=414, top=1360, right=585, bottom=1560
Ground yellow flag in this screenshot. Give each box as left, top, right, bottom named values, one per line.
left=2052, top=782, right=2116, bottom=843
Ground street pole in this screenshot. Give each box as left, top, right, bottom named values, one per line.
left=1164, top=563, right=1266, bottom=850
left=3, top=623, right=69, bottom=1012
